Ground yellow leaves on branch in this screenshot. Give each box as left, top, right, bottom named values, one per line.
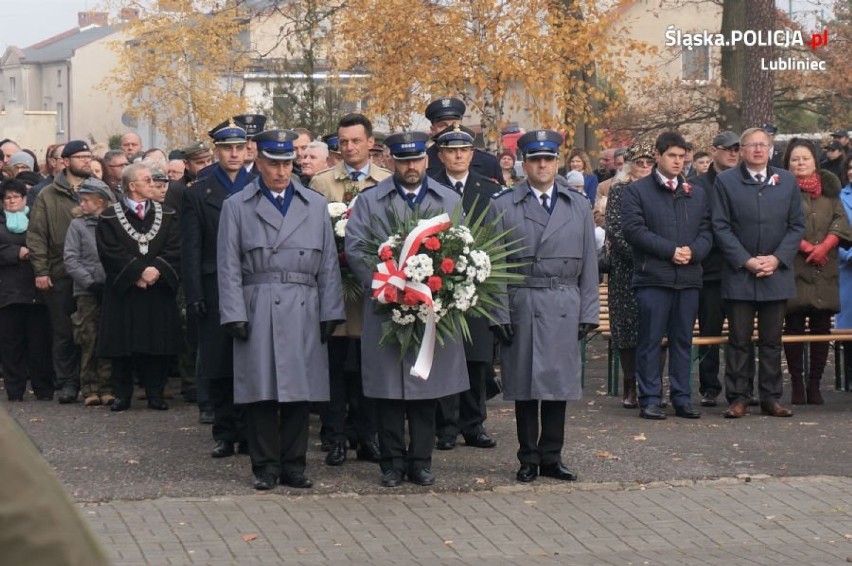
left=102, top=0, right=248, bottom=146
left=332, top=0, right=642, bottom=141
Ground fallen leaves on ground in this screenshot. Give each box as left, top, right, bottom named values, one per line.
left=242, top=534, right=258, bottom=542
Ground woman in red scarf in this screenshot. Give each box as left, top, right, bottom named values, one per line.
left=783, top=138, right=852, bottom=404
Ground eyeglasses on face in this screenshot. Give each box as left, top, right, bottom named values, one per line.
left=742, top=143, right=770, bottom=150
left=633, top=158, right=654, bottom=167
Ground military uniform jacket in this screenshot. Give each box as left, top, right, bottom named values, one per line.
left=181, top=166, right=255, bottom=379
left=489, top=181, right=600, bottom=401
left=344, top=176, right=470, bottom=400
left=712, top=164, right=805, bottom=302
left=427, top=144, right=503, bottom=185
left=310, top=161, right=391, bottom=337
left=217, top=178, right=345, bottom=404
left=96, top=202, right=181, bottom=357
left=432, top=169, right=499, bottom=362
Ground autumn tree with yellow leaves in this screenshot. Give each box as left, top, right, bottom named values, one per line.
left=331, top=0, right=653, bottom=150
left=103, top=0, right=249, bottom=146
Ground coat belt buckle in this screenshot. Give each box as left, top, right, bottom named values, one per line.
left=550, top=277, right=561, bottom=289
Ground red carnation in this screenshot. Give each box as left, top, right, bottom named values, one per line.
left=384, top=287, right=398, bottom=303
left=380, top=246, right=393, bottom=261
left=427, top=276, right=443, bottom=292
left=403, top=290, right=420, bottom=305
left=424, top=237, right=441, bottom=251
left=440, top=258, right=455, bottom=274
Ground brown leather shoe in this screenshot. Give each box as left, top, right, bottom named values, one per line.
left=723, top=401, right=748, bottom=419
left=760, top=401, right=793, bottom=417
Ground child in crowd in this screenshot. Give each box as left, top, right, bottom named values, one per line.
left=64, top=178, right=114, bottom=406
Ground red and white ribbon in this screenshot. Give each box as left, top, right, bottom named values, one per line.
left=370, top=213, right=452, bottom=379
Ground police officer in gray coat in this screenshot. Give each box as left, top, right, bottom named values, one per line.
left=489, top=130, right=600, bottom=483
left=345, top=131, right=469, bottom=488
left=217, top=129, right=345, bottom=491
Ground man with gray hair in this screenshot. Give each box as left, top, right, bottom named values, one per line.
left=103, top=150, right=129, bottom=197
left=96, top=162, right=181, bottom=412
left=300, top=141, right=328, bottom=184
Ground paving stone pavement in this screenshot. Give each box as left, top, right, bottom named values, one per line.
left=80, top=475, right=852, bottom=565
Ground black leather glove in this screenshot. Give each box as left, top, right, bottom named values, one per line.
left=88, top=282, right=104, bottom=296
left=223, top=321, right=248, bottom=340
left=189, top=300, right=208, bottom=318
left=578, top=323, right=597, bottom=341
left=320, top=320, right=344, bottom=344
left=491, top=324, right=514, bottom=346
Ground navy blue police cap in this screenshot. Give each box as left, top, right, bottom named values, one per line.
left=434, top=124, right=475, bottom=148
left=254, top=129, right=299, bottom=161
left=322, top=133, right=340, bottom=153
left=425, top=97, right=466, bottom=123
left=517, top=130, right=563, bottom=158
left=232, top=114, right=267, bottom=138
left=208, top=119, right=247, bottom=145
left=61, top=140, right=91, bottom=158
left=385, top=131, right=430, bottom=161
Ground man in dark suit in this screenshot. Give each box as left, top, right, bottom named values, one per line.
left=429, top=125, right=499, bottom=451
left=424, top=97, right=503, bottom=185
left=181, top=119, right=255, bottom=457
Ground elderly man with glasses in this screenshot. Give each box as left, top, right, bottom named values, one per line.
left=95, top=163, right=181, bottom=412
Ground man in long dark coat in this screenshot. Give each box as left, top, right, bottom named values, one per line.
left=489, top=130, right=599, bottom=483
left=182, top=119, right=254, bottom=458
left=429, top=124, right=499, bottom=451
left=345, top=131, right=470, bottom=488
left=217, top=129, right=345, bottom=491
left=712, top=127, right=805, bottom=419
left=96, top=163, right=181, bottom=411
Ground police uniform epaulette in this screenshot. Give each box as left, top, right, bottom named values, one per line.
left=492, top=188, right=512, bottom=199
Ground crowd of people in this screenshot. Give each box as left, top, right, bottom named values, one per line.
left=1, top=100, right=851, bottom=490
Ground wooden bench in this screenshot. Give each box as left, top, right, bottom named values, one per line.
left=585, top=283, right=852, bottom=395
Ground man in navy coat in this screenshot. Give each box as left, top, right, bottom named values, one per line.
left=621, top=131, right=712, bottom=420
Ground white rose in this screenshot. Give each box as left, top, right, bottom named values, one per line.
left=328, top=202, right=348, bottom=218
left=334, top=218, right=348, bottom=238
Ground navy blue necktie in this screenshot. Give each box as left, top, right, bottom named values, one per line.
left=454, top=181, right=464, bottom=194
left=350, top=171, right=361, bottom=182
left=540, top=193, right=549, bottom=213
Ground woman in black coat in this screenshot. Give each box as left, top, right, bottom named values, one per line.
left=0, top=179, right=54, bottom=401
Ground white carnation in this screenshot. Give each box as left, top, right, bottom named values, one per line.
left=334, top=218, right=348, bottom=238
left=403, top=254, right=434, bottom=282
left=327, top=202, right=348, bottom=218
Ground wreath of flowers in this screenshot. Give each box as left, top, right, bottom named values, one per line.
left=361, top=201, right=523, bottom=378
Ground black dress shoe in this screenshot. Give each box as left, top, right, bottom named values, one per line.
left=147, top=399, right=169, bottom=411
left=325, top=442, right=347, bottom=466
left=381, top=469, right=403, bottom=487
left=407, top=467, right=435, bottom=486
left=516, top=464, right=538, bottom=482
left=320, top=441, right=334, bottom=452
left=281, top=472, right=313, bottom=489
left=211, top=440, right=235, bottom=458
left=699, top=393, right=718, bottom=407
left=58, top=387, right=78, bottom=404
left=7, top=394, right=24, bottom=402
left=639, top=404, right=666, bottom=420
left=435, top=438, right=456, bottom=450
left=253, top=474, right=277, bottom=491
left=748, top=396, right=759, bottom=407
left=356, top=440, right=381, bottom=462
left=540, top=462, right=578, bottom=482
left=237, top=442, right=250, bottom=455
left=463, top=432, right=497, bottom=449
left=110, top=398, right=131, bottom=412
left=198, top=410, right=215, bottom=424
left=674, top=404, right=701, bottom=419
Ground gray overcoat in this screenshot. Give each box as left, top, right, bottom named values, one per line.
left=344, top=176, right=470, bottom=400
left=217, top=178, right=345, bottom=404
left=489, top=181, right=600, bottom=401
left=712, top=164, right=805, bottom=302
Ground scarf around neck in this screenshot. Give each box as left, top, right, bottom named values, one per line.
left=797, top=171, right=822, bottom=199
left=4, top=207, right=29, bottom=233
